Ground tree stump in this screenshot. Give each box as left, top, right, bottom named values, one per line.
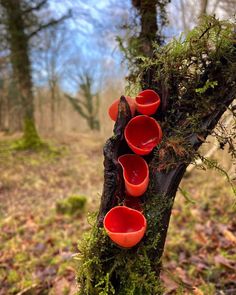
left=78, top=17, right=236, bottom=295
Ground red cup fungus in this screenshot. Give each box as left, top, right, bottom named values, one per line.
left=124, top=115, right=162, bottom=155
left=108, top=96, right=136, bottom=121
left=135, top=89, right=161, bottom=115
left=103, top=206, right=147, bottom=248
left=118, top=154, right=149, bottom=197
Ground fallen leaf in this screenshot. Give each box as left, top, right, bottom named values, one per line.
left=221, top=227, right=236, bottom=244
left=194, top=231, right=208, bottom=245
left=161, top=272, right=179, bottom=294
left=214, top=255, right=236, bottom=271
left=53, top=277, right=70, bottom=295
left=193, top=287, right=204, bottom=295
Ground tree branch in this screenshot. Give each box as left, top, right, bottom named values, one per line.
left=65, top=94, right=88, bottom=119
left=27, top=11, right=71, bottom=39
left=22, top=0, right=47, bottom=15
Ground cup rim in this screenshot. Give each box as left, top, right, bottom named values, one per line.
left=118, top=154, right=149, bottom=189
left=124, top=115, right=162, bottom=153
left=135, top=89, right=160, bottom=107
left=104, top=205, right=147, bottom=234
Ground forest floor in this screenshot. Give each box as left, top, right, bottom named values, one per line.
left=0, top=132, right=235, bottom=295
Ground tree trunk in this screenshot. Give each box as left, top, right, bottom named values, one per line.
left=78, top=18, right=236, bottom=294
left=136, top=0, right=159, bottom=56
left=199, top=0, right=208, bottom=16
left=1, top=0, right=41, bottom=147
left=49, top=79, right=57, bottom=131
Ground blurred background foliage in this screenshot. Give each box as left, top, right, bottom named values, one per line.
left=0, top=0, right=235, bottom=294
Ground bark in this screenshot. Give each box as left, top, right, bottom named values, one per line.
left=49, top=79, right=57, bottom=131
left=97, top=96, right=131, bottom=225
left=131, top=0, right=161, bottom=90
left=199, top=0, right=208, bottom=16
left=133, top=0, right=159, bottom=56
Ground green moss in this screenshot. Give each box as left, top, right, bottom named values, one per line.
left=76, top=179, right=169, bottom=294
left=77, top=224, right=164, bottom=295
left=12, top=118, right=47, bottom=151
left=199, top=283, right=216, bottom=295
left=8, top=270, right=20, bottom=284
left=14, top=252, right=29, bottom=263
left=56, top=195, right=87, bottom=216
left=76, top=159, right=179, bottom=294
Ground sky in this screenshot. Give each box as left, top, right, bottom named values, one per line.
left=32, top=0, right=234, bottom=94
left=34, top=0, right=132, bottom=93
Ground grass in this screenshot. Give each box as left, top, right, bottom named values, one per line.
left=0, top=132, right=235, bottom=294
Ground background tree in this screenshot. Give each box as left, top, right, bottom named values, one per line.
left=66, top=71, right=100, bottom=131
left=117, top=0, right=170, bottom=89
left=132, top=0, right=170, bottom=53
left=0, top=0, right=69, bottom=148
left=77, top=17, right=236, bottom=294
left=172, top=0, right=235, bottom=33
left=34, top=25, right=71, bottom=131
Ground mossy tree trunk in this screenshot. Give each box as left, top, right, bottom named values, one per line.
left=0, top=0, right=41, bottom=147
left=78, top=18, right=236, bottom=294
left=0, top=0, right=70, bottom=147
left=132, top=0, right=159, bottom=56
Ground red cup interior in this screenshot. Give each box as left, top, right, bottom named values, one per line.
left=136, top=89, right=160, bottom=105
left=118, top=154, right=147, bottom=186
left=125, top=115, right=162, bottom=154
left=104, top=206, right=146, bottom=233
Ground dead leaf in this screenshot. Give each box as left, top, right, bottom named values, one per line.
left=220, top=226, right=236, bottom=244
left=53, top=277, right=70, bottom=295
left=214, top=255, right=236, bottom=271
left=194, top=231, right=208, bottom=245
left=161, top=272, right=179, bottom=294
left=193, top=287, right=204, bottom=295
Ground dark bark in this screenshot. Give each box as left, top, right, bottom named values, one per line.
left=97, top=96, right=131, bottom=225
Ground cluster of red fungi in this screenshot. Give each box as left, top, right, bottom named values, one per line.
left=104, top=90, right=163, bottom=248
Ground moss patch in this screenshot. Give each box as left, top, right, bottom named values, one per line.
left=56, top=195, right=87, bottom=216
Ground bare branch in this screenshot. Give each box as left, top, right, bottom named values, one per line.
left=27, top=11, right=71, bottom=39
left=22, top=0, right=47, bottom=15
